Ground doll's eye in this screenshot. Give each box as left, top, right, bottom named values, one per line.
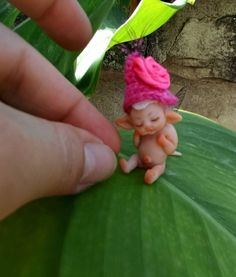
left=151, top=117, right=159, bottom=122
left=135, top=123, right=143, bottom=127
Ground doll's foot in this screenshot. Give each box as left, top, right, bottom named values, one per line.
left=119, top=158, right=130, bottom=173
left=144, top=169, right=159, bottom=184
left=144, top=164, right=165, bottom=184
left=119, top=155, right=139, bottom=174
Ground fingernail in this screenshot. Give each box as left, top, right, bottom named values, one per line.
left=73, top=183, right=94, bottom=194
left=79, top=143, right=117, bottom=186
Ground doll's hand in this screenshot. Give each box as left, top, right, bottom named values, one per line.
left=156, top=133, right=166, bottom=146
left=133, top=131, right=141, bottom=148
left=156, top=134, right=175, bottom=155
left=0, top=1, right=120, bottom=219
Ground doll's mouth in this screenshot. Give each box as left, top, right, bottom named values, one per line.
left=143, top=129, right=157, bottom=135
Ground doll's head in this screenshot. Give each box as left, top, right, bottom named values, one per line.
left=116, top=100, right=181, bottom=135
left=116, top=53, right=181, bottom=135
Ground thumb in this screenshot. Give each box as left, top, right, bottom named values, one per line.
left=78, top=142, right=117, bottom=192
left=57, top=126, right=117, bottom=194
left=35, top=123, right=117, bottom=196
left=0, top=102, right=117, bottom=219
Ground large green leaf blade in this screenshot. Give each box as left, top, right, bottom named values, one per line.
left=0, top=197, right=75, bottom=277
left=1, top=111, right=236, bottom=276
left=58, top=113, right=236, bottom=277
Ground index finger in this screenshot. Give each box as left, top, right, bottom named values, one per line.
left=0, top=24, right=120, bottom=153
left=9, top=0, right=92, bottom=50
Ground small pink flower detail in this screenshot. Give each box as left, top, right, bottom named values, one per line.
left=133, top=56, right=170, bottom=90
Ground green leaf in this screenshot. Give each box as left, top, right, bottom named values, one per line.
left=108, top=0, right=179, bottom=49
left=1, top=111, right=236, bottom=276
left=0, top=0, right=20, bottom=27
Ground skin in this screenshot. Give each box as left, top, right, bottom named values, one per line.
left=116, top=103, right=182, bottom=184
left=0, top=0, right=120, bottom=219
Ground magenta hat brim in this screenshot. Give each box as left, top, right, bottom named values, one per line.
left=124, top=89, right=178, bottom=113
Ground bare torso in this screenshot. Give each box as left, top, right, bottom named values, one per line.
left=138, top=124, right=178, bottom=168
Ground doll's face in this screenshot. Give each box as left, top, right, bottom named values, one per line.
left=130, top=103, right=166, bottom=136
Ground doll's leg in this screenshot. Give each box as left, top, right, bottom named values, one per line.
left=144, top=163, right=166, bottom=184
left=119, top=154, right=139, bottom=173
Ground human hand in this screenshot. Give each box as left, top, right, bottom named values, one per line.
left=0, top=0, right=120, bottom=219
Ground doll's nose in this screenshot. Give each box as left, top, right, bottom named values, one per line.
left=146, top=121, right=154, bottom=128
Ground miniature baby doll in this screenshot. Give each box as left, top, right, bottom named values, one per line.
left=116, top=53, right=182, bottom=184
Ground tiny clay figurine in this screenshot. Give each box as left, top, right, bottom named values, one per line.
left=116, top=52, right=182, bottom=184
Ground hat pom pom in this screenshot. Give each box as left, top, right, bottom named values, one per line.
left=133, top=56, right=170, bottom=90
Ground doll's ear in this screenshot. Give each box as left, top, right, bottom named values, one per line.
left=115, top=115, right=133, bottom=129
left=166, top=110, right=182, bottom=124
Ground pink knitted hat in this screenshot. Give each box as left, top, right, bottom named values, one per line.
left=123, top=52, right=178, bottom=113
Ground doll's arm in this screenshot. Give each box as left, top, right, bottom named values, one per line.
left=133, top=131, right=141, bottom=148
